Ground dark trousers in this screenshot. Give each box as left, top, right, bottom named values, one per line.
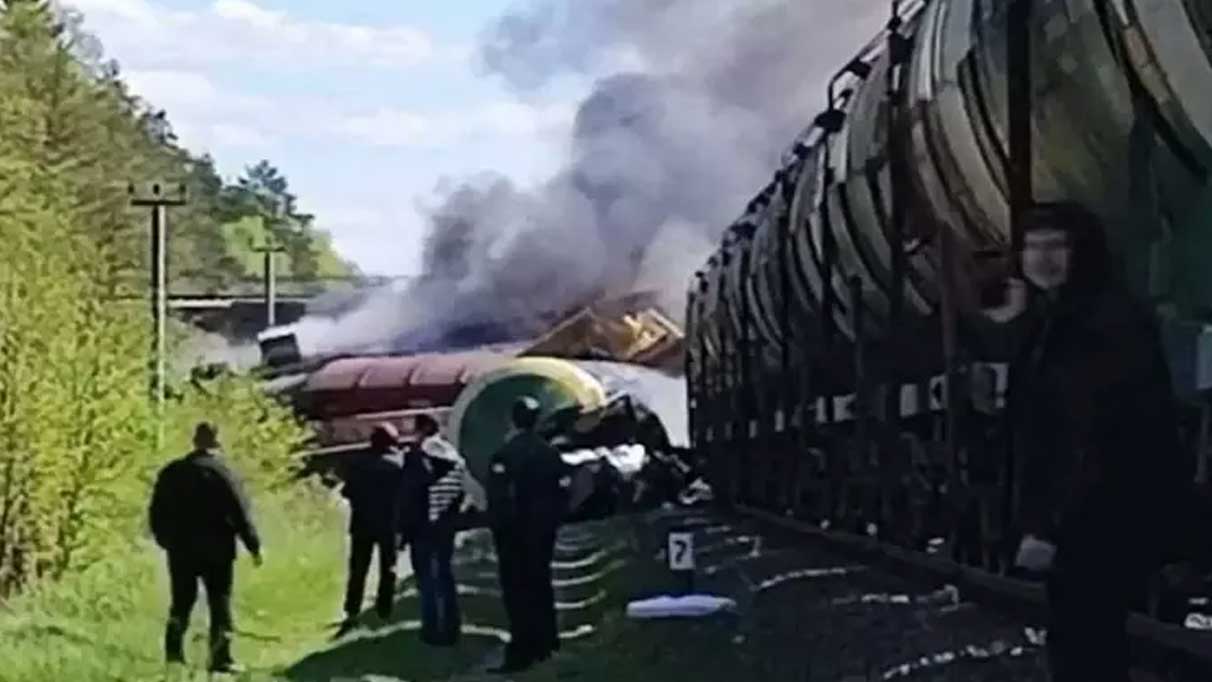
left=528, top=528, right=559, bottom=656
left=411, top=530, right=460, bottom=644
left=1045, top=549, right=1147, bottom=682
left=493, top=526, right=559, bottom=664
left=344, top=532, right=398, bottom=618
left=165, top=551, right=234, bottom=667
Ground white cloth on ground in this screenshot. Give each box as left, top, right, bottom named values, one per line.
left=625, top=594, right=737, bottom=619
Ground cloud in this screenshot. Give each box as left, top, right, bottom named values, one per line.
left=333, top=100, right=577, bottom=148
left=121, top=67, right=575, bottom=155
left=58, top=0, right=590, bottom=282
left=304, top=203, right=426, bottom=277
left=123, top=68, right=271, bottom=113
left=210, top=123, right=272, bottom=148
left=61, top=0, right=437, bottom=71
left=121, top=68, right=276, bottom=150
left=336, top=108, right=435, bottom=147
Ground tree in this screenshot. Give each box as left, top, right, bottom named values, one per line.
left=221, top=160, right=353, bottom=285
left=0, top=0, right=310, bottom=594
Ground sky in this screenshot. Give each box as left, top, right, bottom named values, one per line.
left=60, top=0, right=591, bottom=277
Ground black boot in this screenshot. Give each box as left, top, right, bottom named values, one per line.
left=333, top=615, right=359, bottom=639
left=489, top=644, right=533, bottom=673
left=489, top=657, right=533, bottom=674
left=208, top=630, right=243, bottom=674
left=374, top=595, right=393, bottom=620
left=164, top=618, right=186, bottom=664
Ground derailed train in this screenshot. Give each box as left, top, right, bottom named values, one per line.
left=278, top=348, right=696, bottom=520
left=686, top=0, right=1212, bottom=584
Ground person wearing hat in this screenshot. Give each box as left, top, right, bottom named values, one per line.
left=965, top=202, right=1194, bottom=681
left=337, top=422, right=405, bottom=636
left=486, top=396, right=572, bottom=673
left=149, top=422, right=262, bottom=674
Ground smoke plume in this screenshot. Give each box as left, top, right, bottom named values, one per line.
left=285, top=0, right=888, bottom=358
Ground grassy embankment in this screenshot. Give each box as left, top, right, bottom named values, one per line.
left=0, top=485, right=355, bottom=682
left=0, top=494, right=759, bottom=682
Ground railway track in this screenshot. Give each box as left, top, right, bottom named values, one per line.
left=430, top=519, right=633, bottom=678
left=692, top=505, right=1212, bottom=681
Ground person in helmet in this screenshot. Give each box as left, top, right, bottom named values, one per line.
left=337, top=423, right=405, bottom=636
left=487, top=397, right=572, bottom=673
left=149, top=422, right=262, bottom=674
left=967, top=202, right=1194, bottom=681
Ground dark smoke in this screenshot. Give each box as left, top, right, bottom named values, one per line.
left=287, top=0, right=889, bottom=358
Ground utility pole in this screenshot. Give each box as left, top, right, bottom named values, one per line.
left=129, top=181, right=187, bottom=449
left=254, top=242, right=286, bottom=328
left=255, top=198, right=288, bottom=329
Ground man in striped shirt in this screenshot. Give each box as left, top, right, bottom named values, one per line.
left=406, top=414, right=468, bottom=645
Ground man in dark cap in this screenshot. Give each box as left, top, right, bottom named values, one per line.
left=967, top=202, right=1194, bottom=681
left=149, top=421, right=262, bottom=674
left=487, top=396, right=572, bottom=673
left=337, top=422, right=405, bottom=636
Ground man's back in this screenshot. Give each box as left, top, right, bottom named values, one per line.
left=149, top=450, right=259, bottom=560
left=342, top=450, right=404, bottom=537
left=489, top=432, right=568, bottom=530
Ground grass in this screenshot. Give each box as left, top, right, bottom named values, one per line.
left=0, top=485, right=354, bottom=682
left=0, top=496, right=855, bottom=682
left=0, top=485, right=663, bottom=682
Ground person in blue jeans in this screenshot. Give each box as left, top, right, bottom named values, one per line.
left=403, top=415, right=468, bottom=646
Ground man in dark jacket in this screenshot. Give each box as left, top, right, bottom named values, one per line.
left=149, top=422, right=262, bottom=674
left=408, top=414, right=467, bottom=645
left=968, top=202, right=1192, bottom=681
left=487, top=397, right=571, bottom=673
left=338, top=423, right=404, bottom=635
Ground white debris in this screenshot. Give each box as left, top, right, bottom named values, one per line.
left=753, top=566, right=863, bottom=593
left=560, top=444, right=647, bottom=478
left=678, top=477, right=714, bottom=505
left=625, top=594, right=738, bottom=619
left=880, top=636, right=1041, bottom=679
left=1184, top=612, right=1212, bottom=631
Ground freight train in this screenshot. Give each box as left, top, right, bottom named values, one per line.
left=685, top=0, right=1212, bottom=618
left=262, top=292, right=699, bottom=519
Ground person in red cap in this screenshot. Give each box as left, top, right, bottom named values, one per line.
left=336, top=422, right=405, bottom=636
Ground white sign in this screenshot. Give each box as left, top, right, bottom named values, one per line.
left=667, top=531, right=695, bottom=571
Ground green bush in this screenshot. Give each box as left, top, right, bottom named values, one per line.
left=0, top=485, right=351, bottom=682
left=0, top=1, right=316, bottom=596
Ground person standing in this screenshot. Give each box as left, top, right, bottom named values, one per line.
left=409, top=414, right=468, bottom=645
left=149, top=422, right=262, bottom=674
left=338, top=423, right=405, bottom=636
left=487, top=397, right=571, bottom=673
left=968, top=202, right=1191, bottom=681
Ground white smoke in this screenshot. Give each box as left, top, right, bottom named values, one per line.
left=178, top=330, right=260, bottom=371
left=280, top=280, right=427, bottom=357
left=282, top=0, right=888, bottom=359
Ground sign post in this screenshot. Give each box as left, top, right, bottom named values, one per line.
left=667, top=527, right=695, bottom=594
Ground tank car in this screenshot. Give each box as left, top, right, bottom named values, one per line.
left=687, top=0, right=1212, bottom=572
